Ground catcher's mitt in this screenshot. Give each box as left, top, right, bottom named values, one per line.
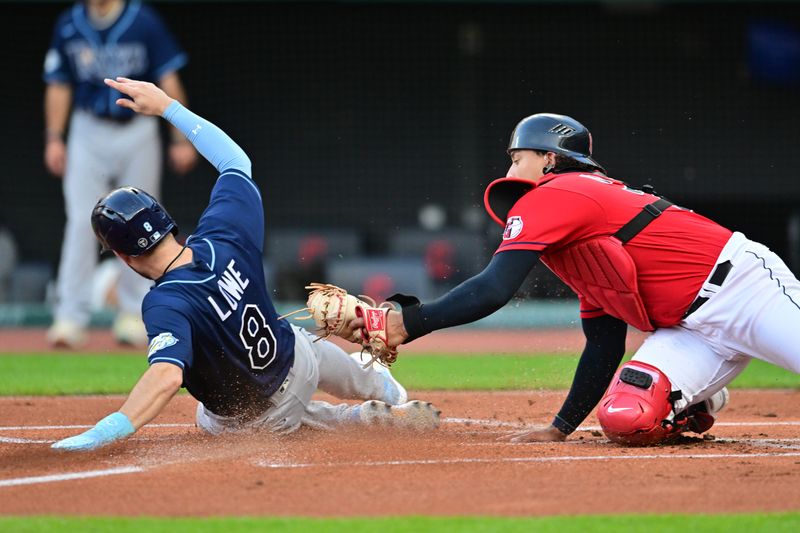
left=283, top=283, right=398, bottom=367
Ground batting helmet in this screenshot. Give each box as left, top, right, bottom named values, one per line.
left=91, top=187, right=178, bottom=256
left=508, top=113, right=604, bottom=171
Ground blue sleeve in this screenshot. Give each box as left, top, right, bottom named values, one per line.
left=143, top=303, right=194, bottom=373
left=162, top=101, right=251, bottom=176
left=141, top=6, right=187, bottom=81
left=43, top=13, right=72, bottom=84
left=162, top=101, right=263, bottom=252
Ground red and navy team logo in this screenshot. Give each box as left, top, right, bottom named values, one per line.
left=503, top=216, right=523, bottom=240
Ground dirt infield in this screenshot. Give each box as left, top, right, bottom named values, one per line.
left=2, top=328, right=798, bottom=516
left=2, top=390, right=800, bottom=516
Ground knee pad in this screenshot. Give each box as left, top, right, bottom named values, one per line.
left=597, top=361, right=682, bottom=446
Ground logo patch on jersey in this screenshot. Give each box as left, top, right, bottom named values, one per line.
left=503, top=216, right=524, bottom=240
left=64, top=42, right=147, bottom=83
left=148, top=332, right=179, bottom=357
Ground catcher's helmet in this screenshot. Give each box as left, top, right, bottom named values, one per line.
left=91, top=187, right=178, bottom=256
left=508, top=113, right=604, bottom=171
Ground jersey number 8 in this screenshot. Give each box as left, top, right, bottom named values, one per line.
left=239, top=304, right=277, bottom=370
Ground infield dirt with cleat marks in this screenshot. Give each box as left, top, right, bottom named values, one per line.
left=2, top=390, right=800, bottom=516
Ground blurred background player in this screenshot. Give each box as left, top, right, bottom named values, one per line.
left=43, top=0, right=197, bottom=348
left=51, top=78, right=438, bottom=452
left=360, top=112, right=800, bottom=446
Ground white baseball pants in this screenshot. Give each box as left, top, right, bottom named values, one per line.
left=195, top=325, right=393, bottom=434
left=633, top=232, right=800, bottom=411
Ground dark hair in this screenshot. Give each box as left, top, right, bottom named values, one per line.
left=533, top=150, right=604, bottom=174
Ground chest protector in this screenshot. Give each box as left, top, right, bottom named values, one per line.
left=541, top=236, right=654, bottom=331
left=484, top=175, right=672, bottom=332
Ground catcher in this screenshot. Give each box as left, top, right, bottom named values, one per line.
left=314, top=113, right=800, bottom=446
left=51, top=78, right=439, bottom=452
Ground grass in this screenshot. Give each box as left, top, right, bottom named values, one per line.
left=0, top=354, right=149, bottom=395
left=0, top=352, right=797, bottom=396
left=1, top=514, right=800, bottom=532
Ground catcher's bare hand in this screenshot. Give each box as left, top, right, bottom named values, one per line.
left=498, top=425, right=567, bottom=443
left=104, top=77, right=173, bottom=117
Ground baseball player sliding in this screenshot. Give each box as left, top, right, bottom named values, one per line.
left=51, top=78, right=439, bottom=452
left=341, top=113, right=800, bottom=446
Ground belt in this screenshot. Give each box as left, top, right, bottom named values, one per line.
left=683, top=260, right=733, bottom=318
left=98, top=115, right=134, bottom=124
left=85, top=111, right=134, bottom=124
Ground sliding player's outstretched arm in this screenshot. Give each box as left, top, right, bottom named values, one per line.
left=52, top=363, right=183, bottom=451
left=104, top=77, right=250, bottom=175
left=104, top=77, right=263, bottom=249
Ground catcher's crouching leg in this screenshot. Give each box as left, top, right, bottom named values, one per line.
left=597, top=361, right=688, bottom=446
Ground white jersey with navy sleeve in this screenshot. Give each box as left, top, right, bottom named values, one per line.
left=43, top=0, right=186, bottom=120
left=142, top=102, right=295, bottom=419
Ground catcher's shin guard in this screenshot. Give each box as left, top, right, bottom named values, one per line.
left=597, top=361, right=685, bottom=446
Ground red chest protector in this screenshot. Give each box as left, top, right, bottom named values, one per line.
left=484, top=176, right=672, bottom=332
left=540, top=236, right=654, bottom=331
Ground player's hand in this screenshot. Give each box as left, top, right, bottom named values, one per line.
left=44, top=138, right=66, bottom=177
left=51, top=412, right=135, bottom=452
left=348, top=309, right=408, bottom=347
left=168, top=140, right=198, bottom=175
left=499, top=424, right=567, bottom=443
left=104, top=77, right=173, bottom=117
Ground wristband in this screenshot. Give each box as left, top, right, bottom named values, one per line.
left=387, top=293, right=428, bottom=343
left=94, top=412, right=136, bottom=441
left=399, top=303, right=428, bottom=343
left=51, top=411, right=135, bottom=451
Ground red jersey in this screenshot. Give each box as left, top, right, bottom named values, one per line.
left=490, top=172, right=732, bottom=327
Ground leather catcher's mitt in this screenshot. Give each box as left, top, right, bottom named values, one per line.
left=290, top=283, right=398, bottom=367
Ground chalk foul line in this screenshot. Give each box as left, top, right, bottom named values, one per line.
left=443, top=418, right=800, bottom=431
left=0, top=423, right=192, bottom=432
left=0, top=466, right=144, bottom=488
left=0, top=436, right=52, bottom=444
left=256, top=451, right=800, bottom=470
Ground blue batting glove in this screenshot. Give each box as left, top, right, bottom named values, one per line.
left=51, top=412, right=135, bottom=452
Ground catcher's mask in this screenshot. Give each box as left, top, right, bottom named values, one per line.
left=508, top=113, right=605, bottom=173
left=91, top=187, right=178, bottom=256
